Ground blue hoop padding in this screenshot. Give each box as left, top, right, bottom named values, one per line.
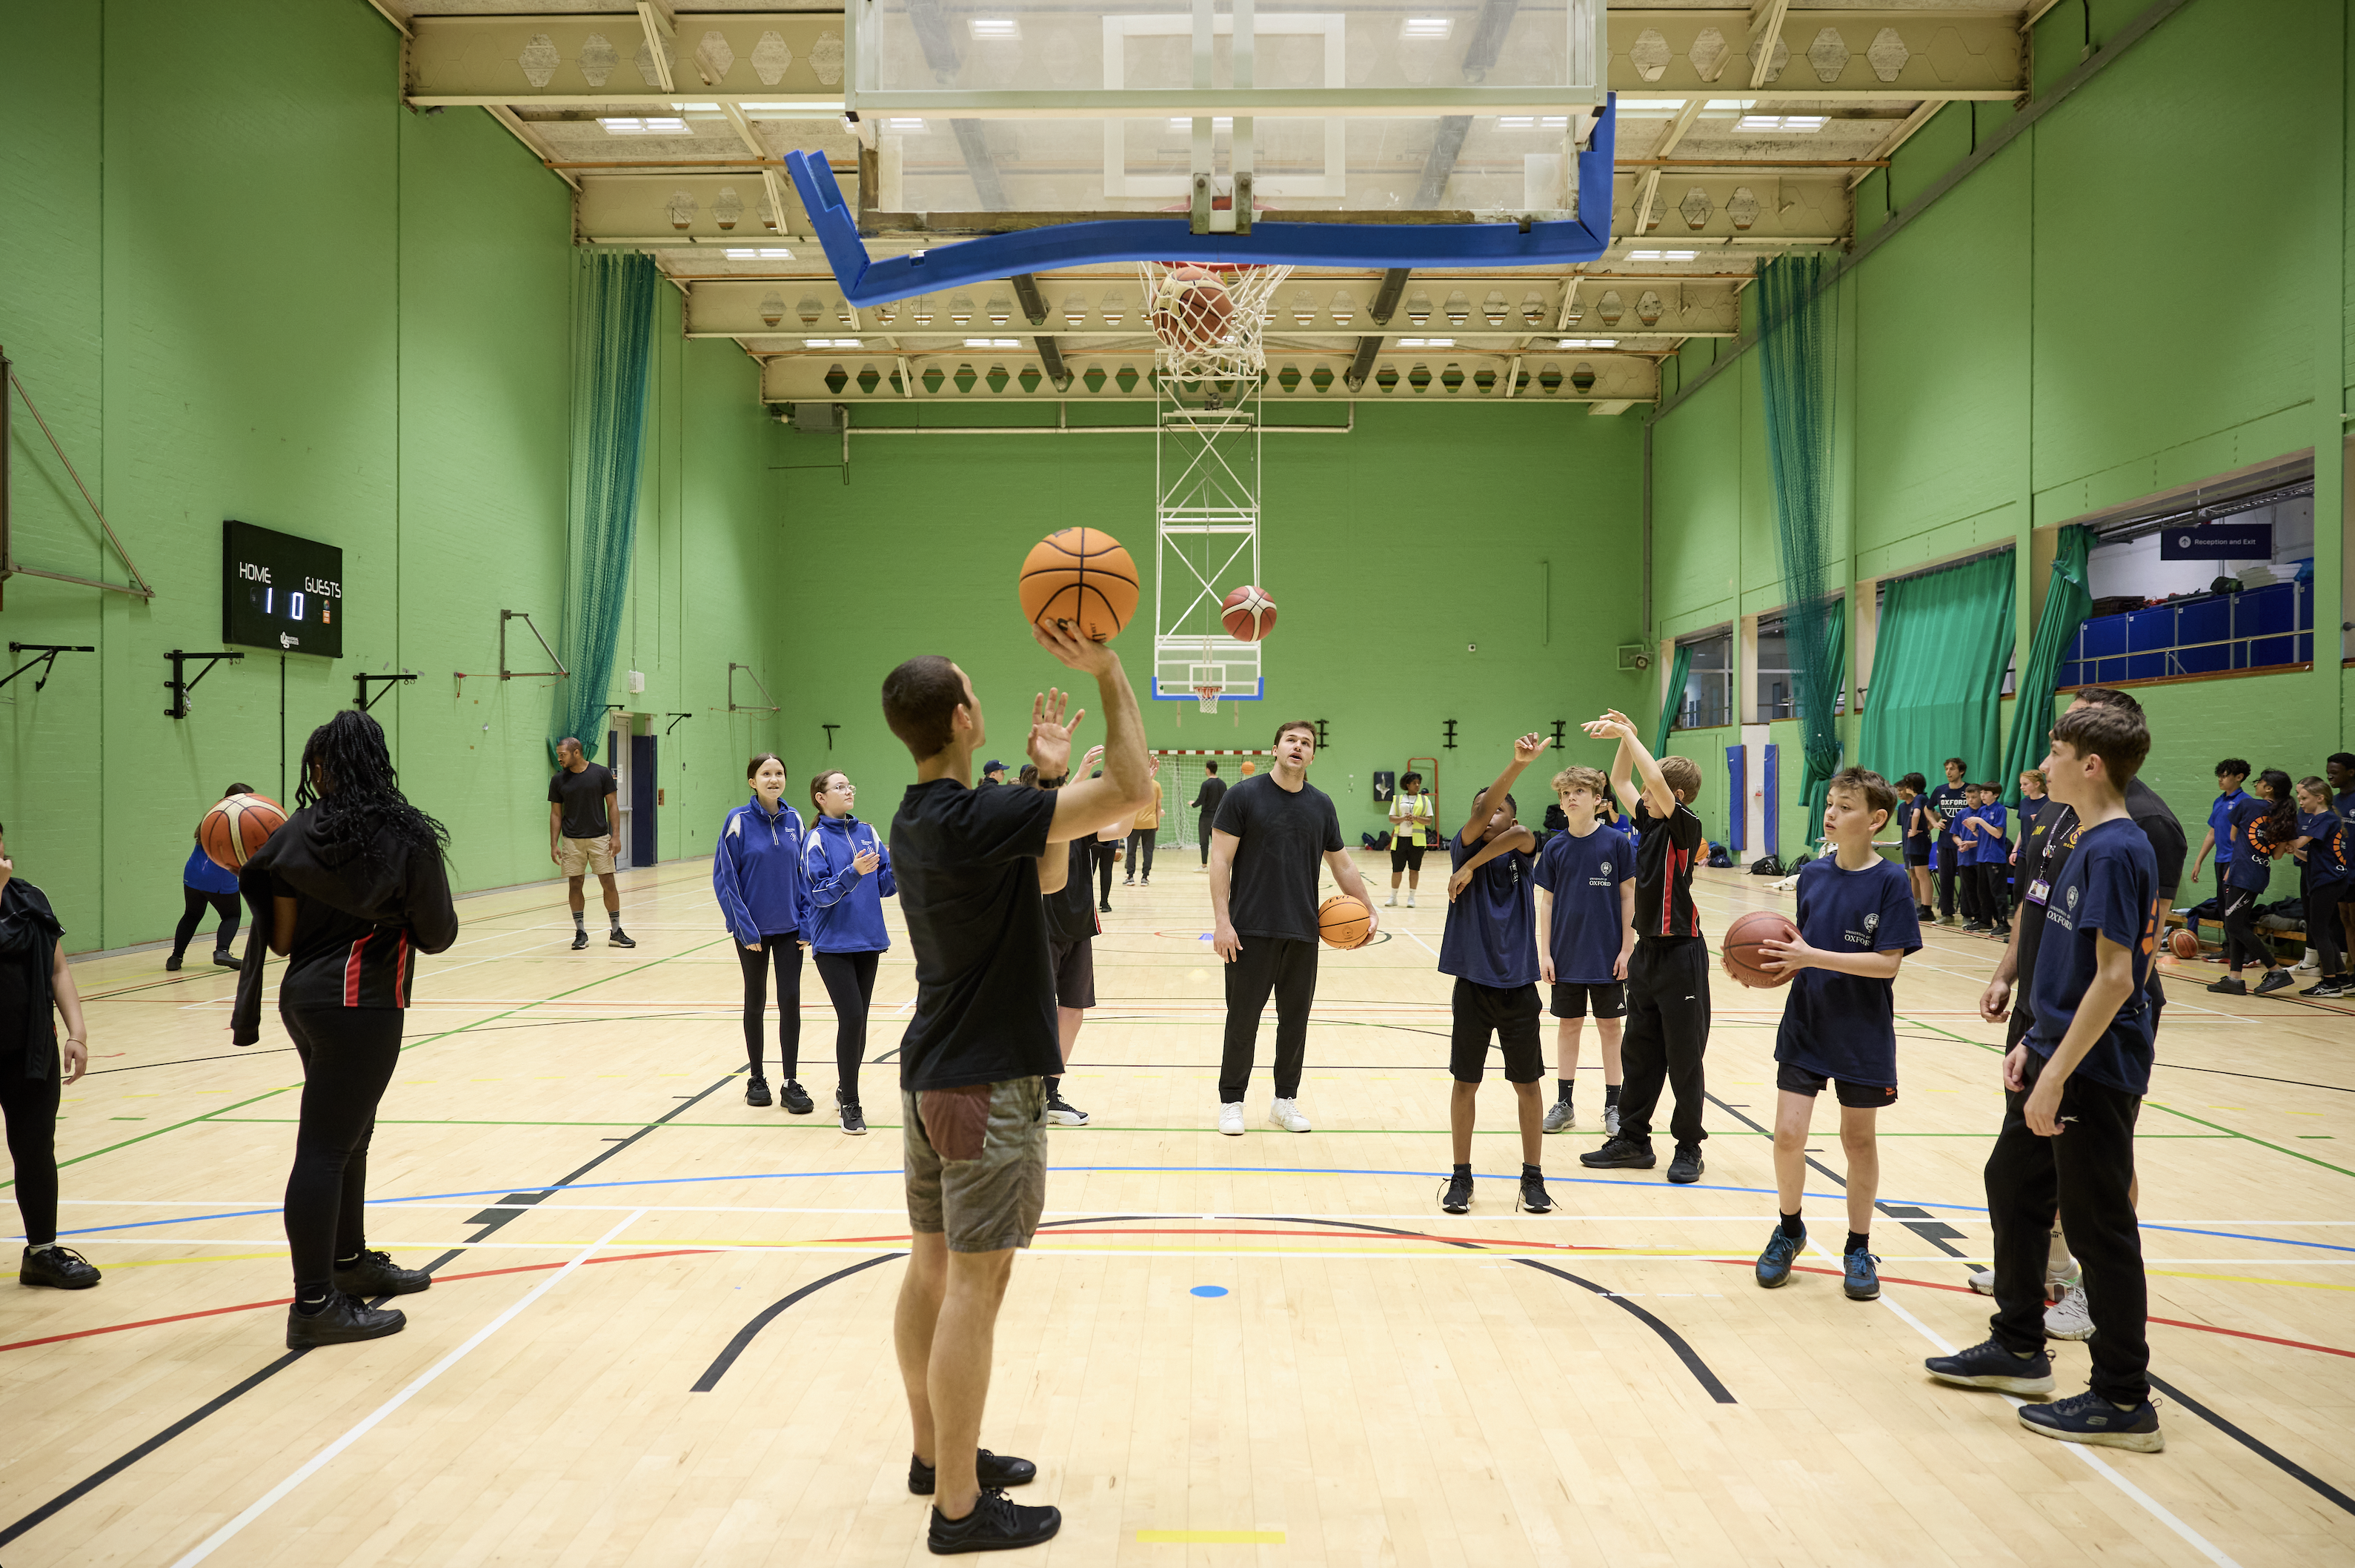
left=787, top=96, right=1616, bottom=307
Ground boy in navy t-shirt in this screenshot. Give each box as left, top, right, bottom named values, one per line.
left=1897, top=772, right=1933, bottom=918
left=1927, top=700, right=2165, bottom=1453
left=1435, top=732, right=1552, bottom=1216
left=1958, top=785, right=2010, bottom=937
left=1533, top=764, right=1634, bottom=1137
left=1747, top=767, right=1920, bottom=1302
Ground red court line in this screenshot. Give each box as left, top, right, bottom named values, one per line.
left=0, top=1249, right=718, bottom=1354
left=1772, top=1262, right=2355, bottom=1361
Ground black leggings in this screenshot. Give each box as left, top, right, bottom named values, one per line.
left=279, top=1008, right=403, bottom=1295
left=2305, top=887, right=2347, bottom=977
left=813, top=949, right=880, bottom=1106
left=172, top=886, right=242, bottom=957
left=738, top=936, right=804, bottom=1078
left=1126, top=829, right=1156, bottom=881
left=1, top=1052, right=62, bottom=1246
left=2219, top=886, right=2273, bottom=973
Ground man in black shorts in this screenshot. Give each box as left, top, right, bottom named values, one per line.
left=881, top=622, right=1152, bottom=1555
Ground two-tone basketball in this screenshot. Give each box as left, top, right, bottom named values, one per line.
left=199, top=792, right=287, bottom=872
left=1220, top=585, right=1278, bottom=642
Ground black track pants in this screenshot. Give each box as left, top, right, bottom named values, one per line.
left=738, top=935, right=805, bottom=1077
left=1984, top=1051, right=2150, bottom=1405
left=172, top=886, right=242, bottom=958
left=1126, top=829, right=1157, bottom=881
left=2306, top=887, right=2348, bottom=977
left=1199, top=812, right=1216, bottom=865
left=1218, top=937, right=1318, bottom=1103
left=1614, top=937, right=1712, bottom=1149
left=1936, top=840, right=1961, bottom=918
left=1095, top=841, right=1117, bottom=903
left=813, top=948, right=880, bottom=1106
left=279, top=1007, right=404, bottom=1295
left=2219, top=886, right=2271, bottom=973
left=1, top=1056, right=62, bottom=1246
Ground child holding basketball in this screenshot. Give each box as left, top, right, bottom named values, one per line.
left=1578, top=709, right=1713, bottom=1184
left=1927, top=700, right=2165, bottom=1452
left=1533, top=765, right=1634, bottom=1137
left=1747, top=766, right=1921, bottom=1300
left=1434, top=732, right=1550, bottom=1215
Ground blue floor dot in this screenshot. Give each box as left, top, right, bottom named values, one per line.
left=1189, top=1285, right=1229, bottom=1298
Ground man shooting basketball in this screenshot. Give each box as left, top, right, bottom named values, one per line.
left=1209, top=720, right=1379, bottom=1135
left=880, top=622, right=1152, bottom=1555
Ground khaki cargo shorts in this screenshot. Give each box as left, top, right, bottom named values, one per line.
left=557, top=834, right=617, bottom=877
left=903, top=1076, right=1049, bottom=1253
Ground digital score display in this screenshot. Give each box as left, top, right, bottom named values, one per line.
left=222, top=519, right=343, bottom=657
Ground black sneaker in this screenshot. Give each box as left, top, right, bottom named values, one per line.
left=1438, top=1172, right=1474, bottom=1214
left=570, top=928, right=589, bottom=950
left=1961, top=921, right=1990, bottom=934
left=1667, top=1145, right=1704, bottom=1183
left=1924, top=1337, right=2055, bottom=1395
left=2016, top=1389, right=2165, bottom=1452
left=927, top=1488, right=1061, bottom=1555
left=1044, top=1093, right=1089, bottom=1126
left=19, top=1244, right=101, bottom=1289
left=1515, top=1173, right=1554, bottom=1215
left=837, top=1089, right=867, bottom=1136
left=2206, top=975, right=2246, bottom=994
left=213, top=950, right=243, bottom=969
left=1098, top=900, right=1112, bottom=913
left=1579, top=1137, right=1656, bottom=1169
left=745, top=1076, right=773, bottom=1108
left=780, top=1080, right=814, bottom=1115
left=285, top=1290, right=407, bottom=1349
left=165, top=951, right=185, bottom=971
left=909, top=1449, right=1038, bottom=1496
left=2302, top=977, right=2348, bottom=998
left=608, top=928, right=637, bottom=949
left=333, top=1249, right=432, bottom=1295
left=2253, top=969, right=2291, bottom=996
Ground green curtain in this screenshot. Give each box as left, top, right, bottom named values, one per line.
left=1797, top=595, right=1848, bottom=839
left=1653, top=642, right=1693, bottom=757
left=1999, top=525, right=2096, bottom=804
left=1756, top=254, right=1843, bottom=827
left=1858, top=551, right=2016, bottom=790
left=548, top=250, right=660, bottom=765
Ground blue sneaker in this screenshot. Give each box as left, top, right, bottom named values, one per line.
left=1755, top=1229, right=1801, bottom=1289
left=2017, top=1390, right=2165, bottom=1452
left=1842, top=1246, right=1880, bottom=1300
left=1924, top=1338, right=2055, bottom=1395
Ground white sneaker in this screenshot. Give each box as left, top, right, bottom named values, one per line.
left=2295, top=951, right=2319, bottom=971
left=1217, top=1102, right=1246, bottom=1136
left=1967, top=1260, right=2081, bottom=1299
left=1384, top=892, right=1398, bottom=907
left=1268, top=1097, right=1312, bottom=1133
left=1406, top=891, right=1416, bottom=908
left=2045, top=1283, right=2096, bottom=1341
left=1967, top=1266, right=1996, bottom=1295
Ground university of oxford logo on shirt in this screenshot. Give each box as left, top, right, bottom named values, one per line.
left=1600, top=860, right=1611, bottom=876
left=2067, top=886, right=2080, bottom=911
left=1863, top=912, right=1879, bottom=933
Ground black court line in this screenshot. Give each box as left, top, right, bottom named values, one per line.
left=2149, top=1063, right=2355, bottom=1094
left=690, top=1253, right=906, bottom=1391
left=0, top=1067, right=746, bottom=1551
left=2145, top=1374, right=2355, bottom=1518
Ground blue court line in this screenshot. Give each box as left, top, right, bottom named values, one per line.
left=32, top=1166, right=2355, bottom=1253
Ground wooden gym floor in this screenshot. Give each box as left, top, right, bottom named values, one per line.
left=2, top=850, right=2351, bottom=1567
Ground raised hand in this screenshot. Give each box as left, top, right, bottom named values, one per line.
left=1032, top=617, right=1120, bottom=677
left=1028, top=687, right=1083, bottom=779
left=1513, top=731, right=1552, bottom=765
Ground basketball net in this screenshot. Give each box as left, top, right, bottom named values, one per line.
left=1139, top=261, right=1292, bottom=385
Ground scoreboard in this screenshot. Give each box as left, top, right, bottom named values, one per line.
left=222, top=519, right=342, bottom=657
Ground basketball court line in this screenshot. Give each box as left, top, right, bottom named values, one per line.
left=163, top=1209, right=647, bottom=1568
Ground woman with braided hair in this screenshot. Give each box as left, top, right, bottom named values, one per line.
left=230, top=710, right=459, bottom=1347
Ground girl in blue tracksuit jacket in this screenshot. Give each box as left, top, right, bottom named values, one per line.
left=803, top=768, right=895, bottom=1135
left=714, top=754, right=811, bottom=1112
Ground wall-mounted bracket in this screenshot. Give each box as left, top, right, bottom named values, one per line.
left=727, top=662, right=779, bottom=714
left=455, top=609, right=568, bottom=685
left=664, top=711, right=695, bottom=735
left=821, top=722, right=841, bottom=750
left=353, top=671, right=419, bottom=711
left=1, top=643, right=94, bottom=695
left=165, top=649, right=245, bottom=720
left=1, top=349, right=156, bottom=606
left=1443, top=719, right=1459, bottom=751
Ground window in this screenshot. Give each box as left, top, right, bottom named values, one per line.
left=2059, top=475, right=2316, bottom=688
left=1677, top=630, right=1733, bottom=731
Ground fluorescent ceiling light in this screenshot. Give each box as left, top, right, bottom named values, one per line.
left=1663, top=249, right=1698, bottom=259
left=1737, top=113, right=1827, bottom=132
left=723, top=247, right=794, bottom=259
left=1627, top=248, right=1663, bottom=259
left=968, top=18, right=1020, bottom=39
left=803, top=337, right=862, bottom=348
left=966, top=337, right=1021, bottom=348
left=1401, top=17, right=1452, bottom=39
left=599, top=116, right=690, bottom=135
left=1396, top=338, right=1454, bottom=348
left=670, top=102, right=721, bottom=112
left=1558, top=337, right=1618, bottom=348
left=1168, top=117, right=1235, bottom=130
left=1496, top=116, right=1570, bottom=130
left=884, top=117, right=929, bottom=132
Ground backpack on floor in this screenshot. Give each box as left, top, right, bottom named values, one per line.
left=1749, top=854, right=1784, bottom=876
left=1706, top=843, right=1733, bottom=868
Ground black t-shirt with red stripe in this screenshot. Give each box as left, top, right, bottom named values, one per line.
left=1632, top=798, right=1705, bottom=941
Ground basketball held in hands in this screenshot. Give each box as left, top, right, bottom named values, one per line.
left=1722, top=910, right=1800, bottom=988
left=1318, top=895, right=1372, bottom=950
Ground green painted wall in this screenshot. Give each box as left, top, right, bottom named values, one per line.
left=0, top=0, right=786, bottom=951
left=1650, top=0, right=2350, bottom=854
left=774, top=403, right=1647, bottom=843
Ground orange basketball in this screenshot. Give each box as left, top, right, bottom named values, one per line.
left=1018, top=527, right=1139, bottom=641
left=1220, top=584, right=1278, bottom=642
left=1318, top=894, right=1372, bottom=951
left=2168, top=927, right=2201, bottom=960
left=199, top=791, right=287, bottom=872
left=1722, top=909, right=1799, bottom=988
left=1151, top=265, right=1235, bottom=351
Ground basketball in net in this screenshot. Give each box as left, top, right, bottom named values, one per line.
left=1220, top=585, right=1278, bottom=642
left=200, top=791, right=287, bottom=871
left=1151, top=265, right=1236, bottom=351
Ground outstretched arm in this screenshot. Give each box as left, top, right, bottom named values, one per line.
left=1460, top=733, right=1551, bottom=843
left=1586, top=709, right=1675, bottom=820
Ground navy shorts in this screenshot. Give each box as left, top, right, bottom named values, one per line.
left=1449, top=979, right=1544, bottom=1083
left=1777, top=1060, right=1897, bottom=1109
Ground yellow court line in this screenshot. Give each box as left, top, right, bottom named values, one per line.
left=1137, top=1531, right=1286, bottom=1544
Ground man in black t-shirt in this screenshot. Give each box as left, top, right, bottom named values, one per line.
left=547, top=737, right=632, bottom=950
left=1578, top=709, right=1713, bottom=1184
left=880, top=623, right=1152, bottom=1556
left=1209, top=721, right=1381, bottom=1135
left=1927, top=758, right=1971, bottom=924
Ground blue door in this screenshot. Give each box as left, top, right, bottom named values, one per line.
left=631, top=733, right=657, bottom=866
